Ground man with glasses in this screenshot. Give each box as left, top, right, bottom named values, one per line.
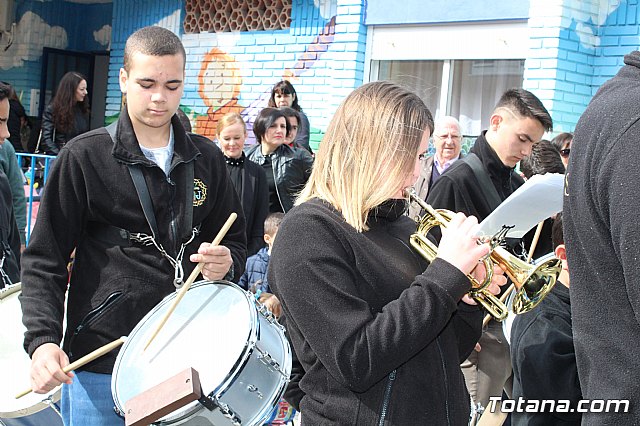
left=408, top=116, right=463, bottom=219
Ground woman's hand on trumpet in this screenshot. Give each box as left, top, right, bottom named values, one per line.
left=436, top=212, right=489, bottom=275
left=435, top=211, right=508, bottom=305
left=461, top=263, right=508, bottom=306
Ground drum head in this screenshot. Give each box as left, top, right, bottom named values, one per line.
left=0, top=283, right=61, bottom=418
left=112, top=281, right=256, bottom=423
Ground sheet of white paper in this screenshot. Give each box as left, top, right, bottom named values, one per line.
left=476, top=173, right=565, bottom=239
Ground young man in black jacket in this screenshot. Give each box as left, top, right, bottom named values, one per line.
left=564, top=50, right=640, bottom=424
left=427, top=89, right=552, bottom=416
left=19, top=26, right=246, bottom=425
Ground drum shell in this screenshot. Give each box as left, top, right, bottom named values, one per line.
left=111, top=280, right=291, bottom=426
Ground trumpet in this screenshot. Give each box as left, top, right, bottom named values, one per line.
left=405, top=188, right=508, bottom=321
left=406, top=188, right=562, bottom=321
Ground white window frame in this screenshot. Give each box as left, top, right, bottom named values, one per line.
left=364, top=21, right=529, bottom=120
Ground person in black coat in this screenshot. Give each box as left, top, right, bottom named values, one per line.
left=564, top=50, right=640, bottom=424
left=0, top=83, right=21, bottom=287
left=245, top=108, right=313, bottom=213
left=427, top=88, right=553, bottom=414
left=41, top=71, right=90, bottom=155
left=510, top=214, right=581, bottom=425
left=216, top=112, right=269, bottom=256
left=269, top=81, right=507, bottom=425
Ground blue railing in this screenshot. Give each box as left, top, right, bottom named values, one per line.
left=15, top=153, right=56, bottom=245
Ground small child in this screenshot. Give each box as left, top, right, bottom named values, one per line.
left=239, top=212, right=284, bottom=317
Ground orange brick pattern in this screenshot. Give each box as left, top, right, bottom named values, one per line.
left=184, top=0, right=292, bottom=33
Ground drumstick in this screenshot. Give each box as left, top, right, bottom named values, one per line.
left=16, top=336, right=126, bottom=399
left=482, top=220, right=545, bottom=327
left=143, top=212, right=237, bottom=351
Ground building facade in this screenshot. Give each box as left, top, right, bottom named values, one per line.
left=0, top=0, right=637, bottom=150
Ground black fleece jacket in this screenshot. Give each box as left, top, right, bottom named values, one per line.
left=427, top=132, right=525, bottom=222
left=270, top=198, right=483, bottom=425
left=564, top=50, right=640, bottom=424
left=510, top=282, right=581, bottom=425
left=20, top=108, right=247, bottom=373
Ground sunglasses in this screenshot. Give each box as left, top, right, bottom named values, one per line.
left=560, top=148, right=570, bottom=158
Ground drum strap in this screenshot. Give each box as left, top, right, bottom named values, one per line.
left=92, top=121, right=199, bottom=287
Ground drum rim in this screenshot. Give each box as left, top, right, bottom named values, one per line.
left=0, top=387, right=61, bottom=418
left=0, top=282, right=21, bottom=300
left=1, top=282, right=62, bottom=418
left=111, top=280, right=259, bottom=422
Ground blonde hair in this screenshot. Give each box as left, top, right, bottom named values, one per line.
left=216, top=112, right=246, bottom=137
left=297, top=81, right=433, bottom=231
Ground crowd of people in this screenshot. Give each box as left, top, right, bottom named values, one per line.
left=1, top=24, right=637, bottom=426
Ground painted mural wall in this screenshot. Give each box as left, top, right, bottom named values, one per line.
left=0, top=0, right=112, bottom=114
left=106, top=0, right=366, bottom=149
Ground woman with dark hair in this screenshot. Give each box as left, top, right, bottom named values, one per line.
left=41, top=72, right=90, bottom=155
left=245, top=107, right=313, bottom=213
left=268, top=80, right=311, bottom=153
left=216, top=112, right=269, bottom=255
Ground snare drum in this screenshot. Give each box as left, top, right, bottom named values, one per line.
left=112, top=280, right=291, bottom=426
left=0, top=283, right=63, bottom=426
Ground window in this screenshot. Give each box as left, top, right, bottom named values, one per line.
left=376, top=59, right=524, bottom=136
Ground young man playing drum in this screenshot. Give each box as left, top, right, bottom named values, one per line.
left=20, top=26, right=246, bottom=425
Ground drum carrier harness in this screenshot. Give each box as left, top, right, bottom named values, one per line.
left=87, top=122, right=200, bottom=288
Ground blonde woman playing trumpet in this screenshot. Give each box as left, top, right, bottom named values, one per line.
left=269, top=81, right=507, bottom=425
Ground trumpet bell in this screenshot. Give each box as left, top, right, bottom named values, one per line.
left=511, top=256, right=562, bottom=314
left=490, top=247, right=562, bottom=315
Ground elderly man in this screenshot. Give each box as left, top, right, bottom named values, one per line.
left=407, top=116, right=463, bottom=219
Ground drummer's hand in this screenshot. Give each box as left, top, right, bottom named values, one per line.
left=190, top=243, right=233, bottom=281
left=437, top=212, right=490, bottom=276
left=461, top=264, right=507, bottom=306
left=259, top=293, right=282, bottom=319
left=31, top=343, right=73, bottom=393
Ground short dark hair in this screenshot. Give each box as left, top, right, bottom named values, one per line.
left=124, top=26, right=186, bottom=71
left=278, top=106, right=300, bottom=124
left=552, top=213, right=564, bottom=249
left=268, top=80, right=302, bottom=111
left=264, top=212, right=284, bottom=236
left=253, top=108, right=291, bottom=143
left=520, top=139, right=565, bottom=179
left=495, top=88, right=553, bottom=132
left=550, top=132, right=573, bottom=151
left=0, top=82, right=9, bottom=102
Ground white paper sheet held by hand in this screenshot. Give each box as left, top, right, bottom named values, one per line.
left=476, top=173, right=565, bottom=239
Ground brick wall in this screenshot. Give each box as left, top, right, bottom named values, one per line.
left=525, top=0, right=639, bottom=134
left=105, top=0, right=367, bottom=149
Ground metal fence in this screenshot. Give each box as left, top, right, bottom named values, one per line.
left=15, top=153, right=56, bottom=245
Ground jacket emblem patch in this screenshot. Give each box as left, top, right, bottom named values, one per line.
left=193, top=179, right=207, bottom=206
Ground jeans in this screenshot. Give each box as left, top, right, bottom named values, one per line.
left=61, top=371, right=124, bottom=426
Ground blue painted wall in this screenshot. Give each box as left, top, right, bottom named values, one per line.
left=365, top=0, right=530, bottom=25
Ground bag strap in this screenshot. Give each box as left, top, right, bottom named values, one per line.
left=461, top=153, right=502, bottom=211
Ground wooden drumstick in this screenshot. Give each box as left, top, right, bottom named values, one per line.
left=16, top=336, right=127, bottom=399
left=481, top=220, right=545, bottom=327
left=143, top=212, right=237, bottom=351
